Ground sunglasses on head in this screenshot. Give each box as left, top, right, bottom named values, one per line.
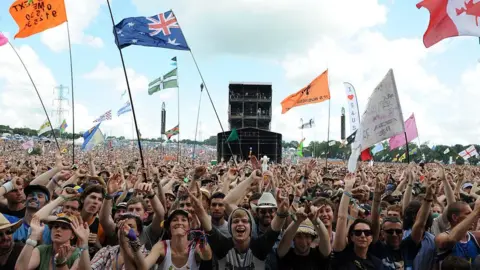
left=384, top=229, right=402, bottom=235
left=0, top=229, right=13, bottom=237
left=352, top=229, right=372, bottom=237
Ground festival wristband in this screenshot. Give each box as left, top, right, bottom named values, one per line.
left=2, top=181, right=14, bottom=193
left=277, top=212, right=289, bottom=218
left=343, top=191, right=352, bottom=198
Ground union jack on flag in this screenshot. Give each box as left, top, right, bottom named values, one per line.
left=93, top=110, right=112, bottom=123
left=114, top=10, right=190, bottom=51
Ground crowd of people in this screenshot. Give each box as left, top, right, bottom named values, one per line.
left=1, top=139, right=480, bottom=270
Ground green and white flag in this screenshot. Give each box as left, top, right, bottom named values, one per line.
left=148, top=68, right=178, bottom=95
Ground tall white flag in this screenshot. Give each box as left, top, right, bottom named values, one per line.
left=348, top=69, right=405, bottom=172
left=344, top=82, right=361, bottom=134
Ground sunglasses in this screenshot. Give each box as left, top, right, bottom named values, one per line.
left=259, top=208, right=276, bottom=215
left=352, top=229, right=372, bottom=237
left=384, top=229, right=403, bottom=235
left=0, top=229, right=13, bottom=237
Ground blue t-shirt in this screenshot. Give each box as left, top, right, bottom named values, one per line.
left=402, top=229, right=436, bottom=270
left=5, top=215, right=51, bottom=244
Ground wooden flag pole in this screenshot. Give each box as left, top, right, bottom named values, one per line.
left=66, top=21, right=76, bottom=164
left=7, top=41, right=60, bottom=151
left=106, top=0, right=146, bottom=171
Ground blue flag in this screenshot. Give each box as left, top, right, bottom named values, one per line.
left=117, top=101, right=132, bottom=116
left=82, top=124, right=104, bottom=151
left=114, top=10, right=190, bottom=51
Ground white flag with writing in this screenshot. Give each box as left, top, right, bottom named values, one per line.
left=348, top=69, right=405, bottom=172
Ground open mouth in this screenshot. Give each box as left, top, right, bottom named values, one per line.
left=235, top=227, right=246, bottom=237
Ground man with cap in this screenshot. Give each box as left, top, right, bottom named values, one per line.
left=277, top=206, right=331, bottom=270
left=5, top=184, right=51, bottom=243
left=128, top=207, right=213, bottom=269
left=0, top=212, right=23, bottom=269
left=0, top=177, right=26, bottom=218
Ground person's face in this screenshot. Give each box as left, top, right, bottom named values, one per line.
left=121, top=218, right=140, bottom=237
left=62, top=201, right=80, bottom=216
left=5, top=188, right=25, bottom=204
left=143, top=198, right=153, bottom=213
left=257, top=207, right=276, bottom=227
left=318, top=205, right=334, bottom=227
left=231, top=211, right=251, bottom=242
left=51, top=223, right=74, bottom=244
left=26, top=191, right=47, bottom=210
left=165, top=194, right=175, bottom=210
left=293, top=233, right=314, bottom=254
left=127, top=202, right=147, bottom=221
left=0, top=228, right=14, bottom=249
left=114, top=208, right=127, bottom=221
left=210, top=198, right=225, bottom=220
left=452, top=204, right=472, bottom=226
left=351, top=223, right=373, bottom=249
left=82, top=192, right=103, bottom=215
left=179, top=197, right=193, bottom=214
left=381, top=221, right=403, bottom=249
left=387, top=210, right=401, bottom=219
left=432, top=205, right=442, bottom=215
left=169, top=214, right=189, bottom=236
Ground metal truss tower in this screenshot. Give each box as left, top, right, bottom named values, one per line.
left=51, top=85, right=70, bottom=129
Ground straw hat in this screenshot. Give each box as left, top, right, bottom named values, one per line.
left=296, top=219, right=316, bottom=236
left=0, top=213, right=22, bottom=231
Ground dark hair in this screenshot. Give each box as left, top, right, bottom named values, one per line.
left=446, top=201, right=469, bottom=224
left=387, top=204, right=403, bottom=218
left=441, top=255, right=470, bottom=270
left=382, top=216, right=402, bottom=227
left=126, top=197, right=148, bottom=212
left=403, top=200, right=433, bottom=231
left=79, top=185, right=105, bottom=209
left=117, top=213, right=144, bottom=234
left=312, top=197, right=335, bottom=209
left=211, top=192, right=226, bottom=200
left=347, top=219, right=372, bottom=244
left=249, top=192, right=262, bottom=203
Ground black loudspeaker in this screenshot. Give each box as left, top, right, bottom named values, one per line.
left=341, top=107, right=346, bottom=140
left=217, top=128, right=282, bottom=163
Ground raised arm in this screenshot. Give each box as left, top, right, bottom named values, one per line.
left=333, top=173, right=355, bottom=252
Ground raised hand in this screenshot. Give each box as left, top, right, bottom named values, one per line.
left=71, top=216, right=89, bottom=246
left=344, top=173, right=356, bottom=189
left=276, top=189, right=289, bottom=214
left=30, top=216, right=45, bottom=240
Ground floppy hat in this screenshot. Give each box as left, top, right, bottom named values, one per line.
left=0, top=213, right=22, bottom=231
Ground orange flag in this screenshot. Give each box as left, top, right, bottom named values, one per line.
left=281, top=69, right=330, bottom=114
left=9, top=0, right=67, bottom=39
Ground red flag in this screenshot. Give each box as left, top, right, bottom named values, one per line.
left=360, top=149, right=373, bottom=161
left=417, top=0, right=480, bottom=48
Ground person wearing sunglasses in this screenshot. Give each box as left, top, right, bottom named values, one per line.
left=370, top=217, right=405, bottom=270
left=0, top=213, right=23, bottom=270
left=332, top=173, right=383, bottom=269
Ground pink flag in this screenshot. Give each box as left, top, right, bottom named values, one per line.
left=0, top=32, right=8, bottom=47
left=389, top=113, right=419, bottom=150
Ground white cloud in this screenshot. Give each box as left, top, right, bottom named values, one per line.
left=131, top=0, right=387, bottom=56
left=83, top=61, right=149, bottom=94
left=40, top=0, right=105, bottom=52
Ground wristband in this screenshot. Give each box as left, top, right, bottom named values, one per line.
left=78, top=245, right=89, bottom=253
left=146, top=193, right=156, bottom=199
left=104, top=194, right=113, bottom=200
left=343, top=191, right=352, bottom=198
left=277, top=212, right=289, bottom=218
left=26, top=239, right=37, bottom=247
left=2, top=181, right=14, bottom=193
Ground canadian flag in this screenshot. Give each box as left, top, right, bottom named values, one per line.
left=417, top=0, right=480, bottom=48
left=459, top=145, right=479, bottom=160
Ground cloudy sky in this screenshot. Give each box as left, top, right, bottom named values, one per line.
left=0, top=0, right=479, bottom=146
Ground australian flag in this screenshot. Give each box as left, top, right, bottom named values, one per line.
left=114, top=10, right=190, bottom=51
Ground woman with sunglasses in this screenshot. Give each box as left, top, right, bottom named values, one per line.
left=332, top=173, right=384, bottom=269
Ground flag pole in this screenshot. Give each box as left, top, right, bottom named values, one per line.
left=105, top=0, right=146, bottom=170
left=7, top=41, right=60, bottom=151
left=325, top=99, right=331, bottom=167
left=192, top=84, right=203, bottom=162
left=176, top=57, right=181, bottom=161
left=66, top=21, right=76, bottom=164
left=404, top=132, right=410, bottom=163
